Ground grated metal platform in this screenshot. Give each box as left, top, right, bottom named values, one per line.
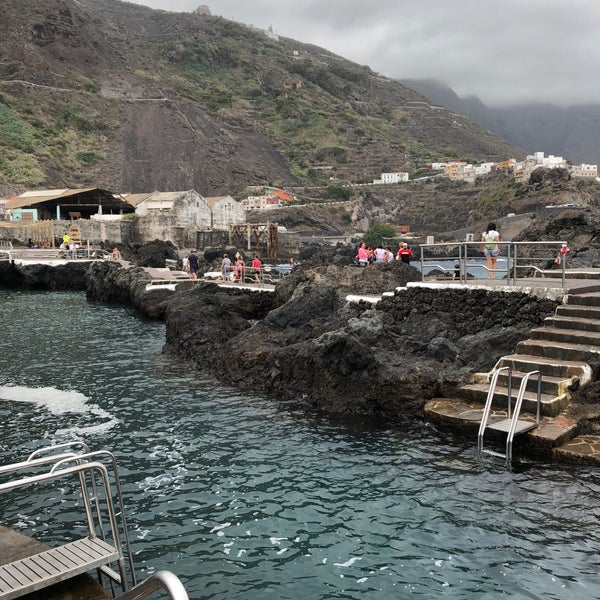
left=0, top=537, right=119, bottom=600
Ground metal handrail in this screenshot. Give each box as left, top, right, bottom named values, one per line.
left=51, top=450, right=137, bottom=586
left=419, top=240, right=568, bottom=286
left=0, top=452, right=78, bottom=476
left=506, top=370, right=542, bottom=465
left=115, top=571, right=189, bottom=600
left=6, top=247, right=111, bottom=260
left=477, top=366, right=512, bottom=457
left=0, top=455, right=130, bottom=593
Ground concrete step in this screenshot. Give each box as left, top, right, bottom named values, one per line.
left=530, top=326, right=600, bottom=346
left=566, top=292, right=600, bottom=307
left=517, top=339, right=600, bottom=362
left=460, top=383, right=568, bottom=417
left=545, top=315, right=600, bottom=333
left=496, top=370, right=575, bottom=397
left=554, top=435, right=600, bottom=465
left=498, top=354, right=592, bottom=380
left=424, top=398, right=579, bottom=457
left=556, top=304, right=600, bottom=320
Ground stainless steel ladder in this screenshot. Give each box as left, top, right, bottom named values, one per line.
left=477, top=368, right=542, bottom=468
left=0, top=441, right=188, bottom=600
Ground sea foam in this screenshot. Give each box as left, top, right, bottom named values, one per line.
left=0, top=385, right=118, bottom=434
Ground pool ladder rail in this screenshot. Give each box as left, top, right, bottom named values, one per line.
left=477, top=367, right=542, bottom=468
left=0, top=441, right=189, bottom=600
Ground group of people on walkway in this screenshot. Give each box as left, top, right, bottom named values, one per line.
left=355, top=242, right=414, bottom=266
left=219, top=252, right=251, bottom=282
left=183, top=249, right=297, bottom=284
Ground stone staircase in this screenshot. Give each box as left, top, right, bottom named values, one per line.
left=425, top=291, right=600, bottom=464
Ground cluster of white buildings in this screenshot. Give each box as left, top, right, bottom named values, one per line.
left=429, top=152, right=598, bottom=184
left=512, top=152, right=598, bottom=183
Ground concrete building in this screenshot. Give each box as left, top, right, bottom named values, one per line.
left=379, top=172, right=409, bottom=184
left=125, top=190, right=211, bottom=247
left=127, top=190, right=211, bottom=227
left=570, top=163, right=598, bottom=178
left=205, top=195, right=246, bottom=229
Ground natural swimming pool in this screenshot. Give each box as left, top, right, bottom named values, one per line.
left=1, top=290, right=599, bottom=599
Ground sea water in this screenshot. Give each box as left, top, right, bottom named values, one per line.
left=0, top=290, right=599, bottom=599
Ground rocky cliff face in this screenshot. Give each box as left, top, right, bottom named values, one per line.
left=83, top=250, right=558, bottom=421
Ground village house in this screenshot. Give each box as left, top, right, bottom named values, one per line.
left=125, top=190, right=211, bottom=247
left=242, top=188, right=295, bottom=211
left=570, top=163, right=598, bottom=178
left=204, top=195, right=246, bottom=229
left=242, top=195, right=279, bottom=210
left=373, top=172, right=410, bottom=185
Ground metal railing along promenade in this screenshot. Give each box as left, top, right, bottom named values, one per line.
left=4, top=246, right=112, bottom=261
left=205, top=263, right=295, bottom=286
left=418, top=240, right=569, bottom=287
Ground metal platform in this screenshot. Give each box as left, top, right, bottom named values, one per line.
left=0, top=537, right=118, bottom=600
left=486, top=418, right=537, bottom=435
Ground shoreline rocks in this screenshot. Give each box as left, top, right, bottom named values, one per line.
left=4, top=253, right=561, bottom=422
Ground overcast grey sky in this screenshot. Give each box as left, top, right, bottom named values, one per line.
left=128, top=0, right=599, bottom=107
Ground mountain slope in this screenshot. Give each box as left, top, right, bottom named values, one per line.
left=401, top=79, right=600, bottom=168
left=0, top=0, right=522, bottom=195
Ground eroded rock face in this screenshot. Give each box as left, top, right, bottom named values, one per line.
left=156, top=259, right=558, bottom=421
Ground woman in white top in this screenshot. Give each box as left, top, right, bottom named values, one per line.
left=481, top=222, right=500, bottom=278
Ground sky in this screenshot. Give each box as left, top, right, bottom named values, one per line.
left=128, top=0, right=600, bottom=107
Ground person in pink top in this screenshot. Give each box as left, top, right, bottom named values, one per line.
left=356, top=242, right=369, bottom=267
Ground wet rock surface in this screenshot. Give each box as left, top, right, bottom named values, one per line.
left=154, top=257, right=558, bottom=421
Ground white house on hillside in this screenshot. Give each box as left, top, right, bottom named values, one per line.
left=570, top=163, right=598, bottom=178
left=378, top=172, right=409, bottom=184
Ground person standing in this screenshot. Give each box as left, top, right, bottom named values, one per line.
left=374, top=245, right=386, bottom=264
left=187, top=249, right=199, bottom=280
left=397, top=243, right=413, bottom=264
left=251, top=254, right=262, bottom=283
left=221, top=253, right=231, bottom=280
left=481, top=222, right=500, bottom=279
left=356, top=242, right=368, bottom=267
left=234, top=255, right=245, bottom=282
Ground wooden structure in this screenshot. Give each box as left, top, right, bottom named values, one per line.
left=68, top=223, right=82, bottom=246
left=0, top=220, right=55, bottom=248
left=229, top=222, right=278, bottom=258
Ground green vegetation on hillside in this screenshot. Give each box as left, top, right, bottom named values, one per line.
left=0, top=0, right=523, bottom=196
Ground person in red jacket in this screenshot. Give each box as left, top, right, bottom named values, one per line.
left=397, top=243, right=413, bottom=264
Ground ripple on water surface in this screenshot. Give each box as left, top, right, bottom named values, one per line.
left=1, top=291, right=600, bottom=599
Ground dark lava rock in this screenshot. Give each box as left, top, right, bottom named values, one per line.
left=0, top=261, right=87, bottom=290
left=115, top=240, right=179, bottom=268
